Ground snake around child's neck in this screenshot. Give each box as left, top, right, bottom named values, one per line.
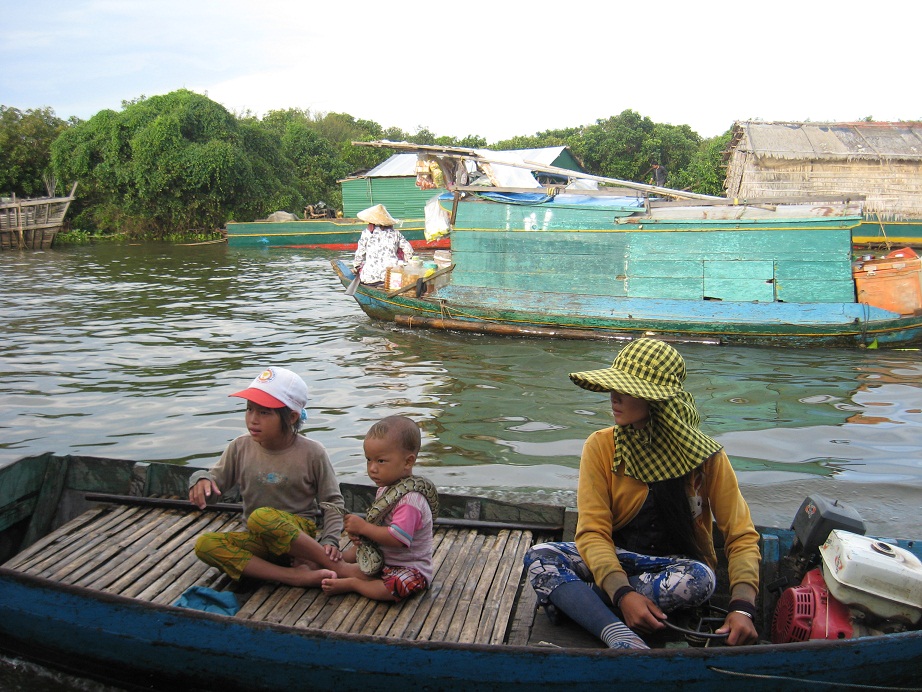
left=357, top=475, right=440, bottom=575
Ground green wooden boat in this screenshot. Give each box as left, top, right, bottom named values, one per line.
left=332, top=191, right=922, bottom=348
left=224, top=216, right=449, bottom=250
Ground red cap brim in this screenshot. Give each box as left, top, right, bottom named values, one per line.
left=229, top=388, right=286, bottom=409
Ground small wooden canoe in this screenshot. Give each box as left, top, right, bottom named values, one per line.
left=2, top=453, right=921, bottom=691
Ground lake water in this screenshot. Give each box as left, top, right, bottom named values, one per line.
left=2, top=242, right=922, bottom=689
left=2, top=242, right=922, bottom=535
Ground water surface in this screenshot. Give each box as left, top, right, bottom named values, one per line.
left=1, top=243, right=921, bottom=533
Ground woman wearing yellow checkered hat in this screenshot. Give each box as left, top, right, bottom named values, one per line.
left=524, top=338, right=761, bottom=649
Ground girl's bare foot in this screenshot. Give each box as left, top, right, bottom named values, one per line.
left=294, top=566, right=336, bottom=587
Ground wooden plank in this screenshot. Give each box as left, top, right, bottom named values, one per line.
left=1, top=505, right=109, bottom=570
left=278, top=590, right=323, bottom=627
left=340, top=597, right=380, bottom=634
left=144, top=522, right=243, bottom=606
left=294, top=584, right=339, bottom=628
left=316, top=594, right=358, bottom=630
left=248, top=585, right=299, bottom=622
left=506, top=571, right=537, bottom=647
left=487, top=530, right=533, bottom=645
left=44, top=506, right=161, bottom=583
left=507, top=532, right=554, bottom=646
left=263, top=587, right=313, bottom=625
left=439, top=533, right=496, bottom=643
left=406, top=531, right=483, bottom=641
left=9, top=502, right=553, bottom=650
left=15, top=504, right=142, bottom=575
left=70, top=509, right=200, bottom=588
left=236, top=584, right=279, bottom=620
left=327, top=593, right=367, bottom=632
left=457, top=531, right=511, bottom=644
left=122, top=513, right=239, bottom=599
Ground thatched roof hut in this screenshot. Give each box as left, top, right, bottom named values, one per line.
left=724, top=121, right=922, bottom=221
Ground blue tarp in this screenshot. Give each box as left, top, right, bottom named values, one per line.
left=439, top=191, right=645, bottom=212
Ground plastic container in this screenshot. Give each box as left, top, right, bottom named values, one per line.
left=853, top=250, right=922, bottom=315
left=385, top=267, right=403, bottom=291
left=423, top=261, right=438, bottom=277
left=819, top=530, right=922, bottom=623
left=433, top=250, right=452, bottom=268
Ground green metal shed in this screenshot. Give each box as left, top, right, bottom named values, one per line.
left=340, top=146, right=586, bottom=221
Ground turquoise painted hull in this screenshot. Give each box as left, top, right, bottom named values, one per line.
left=333, top=260, right=922, bottom=348
left=225, top=217, right=448, bottom=250
left=332, top=195, right=922, bottom=348
left=2, top=453, right=922, bottom=690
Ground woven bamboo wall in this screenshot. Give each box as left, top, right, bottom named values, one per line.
left=725, top=122, right=922, bottom=220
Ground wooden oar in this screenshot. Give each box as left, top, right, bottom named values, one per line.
left=345, top=273, right=361, bottom=296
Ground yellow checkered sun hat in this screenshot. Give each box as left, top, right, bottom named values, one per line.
left=568, top=338, right=686, bottom=401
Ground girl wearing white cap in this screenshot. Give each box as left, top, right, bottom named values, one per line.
left=352, top=204, right=414, bottom=285
left=188, top=366, right=346, bottom=587
left=524, top=339, right=761, bottom=649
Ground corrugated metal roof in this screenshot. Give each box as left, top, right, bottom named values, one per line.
left=734, top=121, right=922, bottom=161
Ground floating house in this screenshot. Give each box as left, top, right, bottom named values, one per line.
left=723, top=121, right=922, bottom=247
left=340, top=145, right=588, bottom=219
left=225, top=146, right=588, bottom=249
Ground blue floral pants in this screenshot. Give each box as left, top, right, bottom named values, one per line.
left=525, top=541, right=716, bottom=612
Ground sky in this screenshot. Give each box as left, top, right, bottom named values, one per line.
left=2, top=0, right=919, bottom=144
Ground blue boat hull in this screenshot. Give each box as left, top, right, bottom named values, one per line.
left=2, top=569, right=921, bottom=691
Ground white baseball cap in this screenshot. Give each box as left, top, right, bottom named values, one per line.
left=230, top=367, right=308, bottom=412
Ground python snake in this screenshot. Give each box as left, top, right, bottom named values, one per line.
left=323, top=475, right=439, bottom=575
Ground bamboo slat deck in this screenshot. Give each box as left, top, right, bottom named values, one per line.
left=4, top=502, right=546, bottom=646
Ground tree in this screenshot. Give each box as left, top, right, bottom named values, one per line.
left=254, top=109, right=352, bottom=209
left=569, top=110, right=655, bottom=181
left=0, top=106, right=71, bottom=198
left=668, top=131, right=733, bottom=196
left=51, top=90, right=293, bottom=234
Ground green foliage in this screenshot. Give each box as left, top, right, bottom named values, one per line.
left=50, top=91, right=353, bottom=235
left=668, top=130, right=734, bottom=196
left=52, top=91, right=259, bottom=235
left=7, top=87, right=748, bottom=240
left=0, top=106, right=71, bottom=197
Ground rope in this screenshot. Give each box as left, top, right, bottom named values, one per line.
left=709, top=666, right=922, bottom=690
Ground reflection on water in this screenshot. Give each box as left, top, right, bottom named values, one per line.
left=2, top=244, right=922, bottom=524
left=3, top=243, right=921, bottom=691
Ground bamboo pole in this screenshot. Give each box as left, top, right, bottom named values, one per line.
left=351, top=140, right=723, bottom=202
left=394, top=314, right=721, bottom=345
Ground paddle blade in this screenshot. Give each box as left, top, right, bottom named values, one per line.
left=345, top=274, right=360, bottom=296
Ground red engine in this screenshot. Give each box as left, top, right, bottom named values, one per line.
left=771, top=568, right=854, bottom=643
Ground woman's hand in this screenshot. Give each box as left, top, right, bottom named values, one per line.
left=618, top=591, right=667, bottom=633
left=716, top=610, right=758, bottom=645
left=188, top=478, right=221, bottom=509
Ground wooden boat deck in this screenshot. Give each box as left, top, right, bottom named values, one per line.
left=4, top=500, right=565, bottom=647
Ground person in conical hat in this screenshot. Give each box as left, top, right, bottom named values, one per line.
left=352, top=204, right=413, bottom=285
left=524, top=338, right=761, bottom=650
left=356, top=203, right=398, bottom=227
